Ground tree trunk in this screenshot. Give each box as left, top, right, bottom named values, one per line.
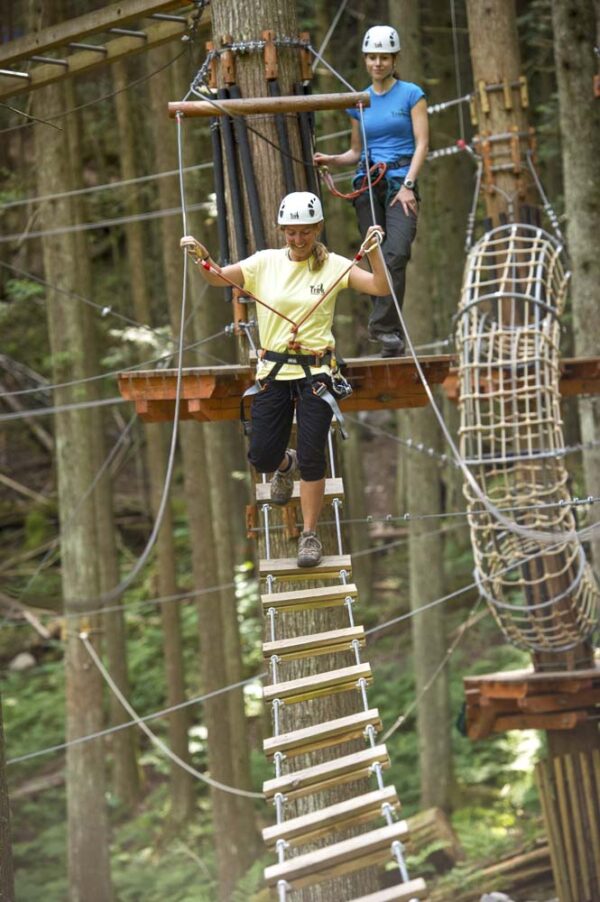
left=391, top=1, right=453, bottom=812
left=552, top=0, right=600, bottom=572
left=0, top=696, right=14, bottom=902
left=32, top=78, right=113, bottom=902
left=208, top=2, right=379, bottom=898
left=61, top=74, right=141, bottom=812
left=147, top=43, right=259, bottom=891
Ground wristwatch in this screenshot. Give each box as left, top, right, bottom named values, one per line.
left=402, top=177, right=416, bottom=190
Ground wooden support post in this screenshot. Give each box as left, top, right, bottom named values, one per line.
left=168, top=91, right=370, bottom=118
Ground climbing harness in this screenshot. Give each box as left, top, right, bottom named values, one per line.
left=239, top=349, right=352, bottom=439
left=185, top=226, right=381, bottom=440
left=318, top=152, right=414, bottom=201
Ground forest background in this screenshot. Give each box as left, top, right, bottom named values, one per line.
left=0, top=0, right=598, bottom=900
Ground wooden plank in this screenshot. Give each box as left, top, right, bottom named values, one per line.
left=262, top=663, right=372, bottom=706
left=262, top=744, right=390, bottom=801
left=553, top=755, right=580, bottom=899
left=263, top=708, right=381, bottom=759
left=564, top=754, right=591, bottom=899
left=0, top=0, right=191, bottom=65
left=259, top=554, right=352, bottom=579
left=464, top=663, right=600, bottom=687
left=517, top=687, right=600, bottom=713
left=580, top=752, right=600, bottom=877
left=492, top=711, right=587, bottom=733
left=262, top=787, right=399, bottom=849
left=348, top=879, right=428, bottom=902
left=262, top=626, right=365, bottom=661
left=535, top=761, right=572, bottom=902
left=170, top=91, right=371, bottom=118
left=1, top=22, right=207, bottom=101
left=261, top=582, right=358, bottom=613
left=264, top=821, right=409, bottom=889
left=256, top=477, right=344, bottom=503
left=466, top=703, right=499, bottom=740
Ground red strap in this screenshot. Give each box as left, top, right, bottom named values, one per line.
left=319, top=162, right=387, bottom=201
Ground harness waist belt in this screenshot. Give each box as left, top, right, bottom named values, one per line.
left=261, top=349, right=333, bottom=368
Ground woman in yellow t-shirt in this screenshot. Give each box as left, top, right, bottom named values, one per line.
left=181, top=191, right=386, bottom=569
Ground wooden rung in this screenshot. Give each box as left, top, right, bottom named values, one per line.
left=263, top=708, right=381, bottom=760
left=348, top=878, right=429, bottom=901
left=263, top=626, right=365, bottom=662
left=263, top=743, right=389, bottom=801
left=261, top=582, right=358, bottom=613
left=264, top=821, right=409, bottom=889
left=255, top=477, right=344, bottom=503
left=263, top=663, right=372, bottom=706
left=262, top=786, right=399, bottom=849
left=259, top=554, right=352, bottom=580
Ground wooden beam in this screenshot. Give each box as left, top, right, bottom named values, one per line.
left=118, top=356, right=600, bottom=422
left=0, top=0, right=192, bottom=66
left=168, top=91, right=371, bottom=117
left=0, top=18, right=208, bottom=101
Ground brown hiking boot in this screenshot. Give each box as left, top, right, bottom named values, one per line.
left=297, top=530, right=323, bottom=568
left=270, top=449, right=298, bottom=505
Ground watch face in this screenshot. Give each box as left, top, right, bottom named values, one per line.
left=404, top=179, right=415, bottom=189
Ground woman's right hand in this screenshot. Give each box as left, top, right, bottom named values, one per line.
left=313, top=152, right=334, bottom=167
left=180, top=236, right=209, bottom=259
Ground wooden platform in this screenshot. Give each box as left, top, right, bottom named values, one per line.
left=464, top=664, right=600, bottom=739
left=117, top=355, right=600, bottom=422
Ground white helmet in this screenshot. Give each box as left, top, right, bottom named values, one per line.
left=362, top=26, right=400, bottom=54
left=277, top=191, right=323, bottom=226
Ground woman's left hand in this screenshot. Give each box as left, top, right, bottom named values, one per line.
left=392, top=186, right=418, bottom=217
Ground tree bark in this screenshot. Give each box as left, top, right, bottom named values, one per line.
left=208, top=2, right=379, bottom=897
left=0, top=696, right=14, bottom=902
left=147, top=42, right=259, bottom=892
left=32, top=77, right=113, bottom=902
left=61, top=74, right=142, bottom=812
left=552, top=0, right=600, bottom=572
left=391, top=1, right=454, bottom=813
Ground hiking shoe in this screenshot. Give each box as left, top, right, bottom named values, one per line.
left=270, top=449, right=298, bottom=505
left=379, top=333, right=405, bottom=358
left=297, top=530, right=323, bottom=568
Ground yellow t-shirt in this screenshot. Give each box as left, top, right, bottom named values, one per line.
left=240, top=248, right=351, bottom=380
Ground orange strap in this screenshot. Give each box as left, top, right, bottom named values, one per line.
left=319, top=162, right=387, bottom=201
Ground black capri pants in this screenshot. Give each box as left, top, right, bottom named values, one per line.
left=247, top=377, right=334, bottom=482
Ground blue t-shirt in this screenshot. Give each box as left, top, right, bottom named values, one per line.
left=347, top=80, right=425, bottom=179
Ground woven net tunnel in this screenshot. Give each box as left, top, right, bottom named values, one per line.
left=455, top=223, right=599, bottom=654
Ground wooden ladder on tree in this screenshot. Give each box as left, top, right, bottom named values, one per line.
left=256, top=469, right=428, bottom=900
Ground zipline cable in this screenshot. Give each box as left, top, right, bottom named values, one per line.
left=80, top=632, right=265, bottom=798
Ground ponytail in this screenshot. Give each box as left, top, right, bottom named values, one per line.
left=311, top=240, right=329, bottom=271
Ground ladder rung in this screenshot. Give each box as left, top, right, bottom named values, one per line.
left=263, top=743, right=389, bottom=801
left=263, top=708, right=381, bottom=760
left=259, top=554, right=352, bottom=580
left=255, top=477, right=344, bottom=503
left=264, top=821, right=409, bottom=889
left=263, top=663, right=372, bottom=706
left=262, top=786, right=399, bottom=849
left=348, top=879, right=429, bottom=901
left=263, top=626, right=365, bottom=661
left=261, top=582, right=358, bottom=613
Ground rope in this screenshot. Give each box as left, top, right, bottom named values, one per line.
left=0, top=200, right=207, bottom=244
left=0, top=47, right=188, bottom=137
left=380, top=596, right=484, bottom=741
left=0, top=329, right=229, bottom=400
left=449, top=0, right=466, bottom=141
left=6, top=674, right=263, bottom=766
left=80, top=632, right=264, bottom=799
left=6, top=533, right=576, bottom=767
left=310, top=0, right=350, bottom=74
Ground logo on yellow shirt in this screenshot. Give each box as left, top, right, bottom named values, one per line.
left=310, top=283, right=324, bottom=295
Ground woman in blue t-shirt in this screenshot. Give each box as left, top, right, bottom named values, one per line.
left=314, top=25, right=429, bottom=357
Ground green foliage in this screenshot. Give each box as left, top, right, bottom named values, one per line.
left=23, top=508, right=53, bottom=550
